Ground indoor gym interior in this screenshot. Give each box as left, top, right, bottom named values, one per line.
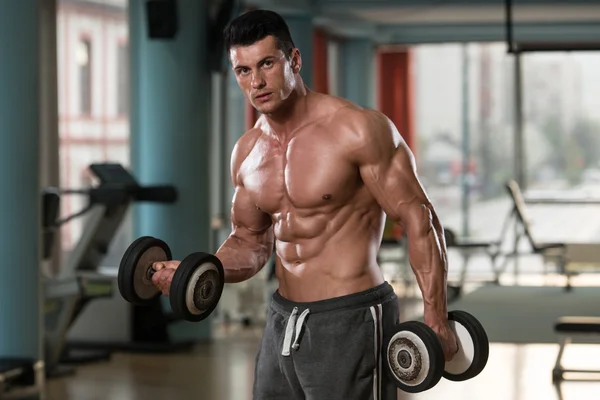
left=3, top=0, right=600, bottom=399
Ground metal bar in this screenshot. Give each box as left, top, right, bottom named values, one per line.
left=525, top=197, right=600, bottom=205
left=504, top=0, right=600, bottom=54
left=479, top=45, right=492, bottom=199
left=560, top=370, right=600, bottom=374
left=514, top=51, right=525, bottom=189
left=380, top=21, right=600, bottom=45
left=461, top=44, right=470, bottom=237
left=505, top=0, right=514, bottom=53
left=516, top=42, right=600, bottom=52
left=557, top=371, right=600, bottom=382
left=554, top=336, right=568, bottom=369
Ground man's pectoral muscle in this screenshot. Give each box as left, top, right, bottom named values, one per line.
left=351, top=111, right=449, bottom=326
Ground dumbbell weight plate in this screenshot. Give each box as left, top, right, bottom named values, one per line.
left=118, top=236, right=172, bottom=305
left=443, top=310, right=489, bottom=381
left=169, top=252, right=225, bottom=322
left=384, top=321, right=445, bottom=393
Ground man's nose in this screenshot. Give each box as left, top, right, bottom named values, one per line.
left=251, top=71, right=265, bottom=89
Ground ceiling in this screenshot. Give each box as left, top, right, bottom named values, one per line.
left=243, top=0, right=600, bottom=44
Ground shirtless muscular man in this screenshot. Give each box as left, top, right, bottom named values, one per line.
left=151, top=9, right=458, bottom=400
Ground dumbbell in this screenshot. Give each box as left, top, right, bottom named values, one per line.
left=117, top=236, right=225, bottom=322
left=384, top=310, right=489, bottom=393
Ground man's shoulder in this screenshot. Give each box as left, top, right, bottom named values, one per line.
left=316, top=95, right=389, bottom=130
left=315, top=93, right=364, bottom=116
left=322, top=100, right=405, bottom=160
left=231, top=126, right=263, bottom=174
left=339, top=107, right=388, bottom=129
left=323, top=100, right=393, bottom=141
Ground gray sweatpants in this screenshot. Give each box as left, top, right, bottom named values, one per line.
left=253, top=282, right=399, bottom=400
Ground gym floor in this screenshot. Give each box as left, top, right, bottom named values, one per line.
left=44, top=284, right=600, bottom=400
left=44, top=321, right=600, bottom=400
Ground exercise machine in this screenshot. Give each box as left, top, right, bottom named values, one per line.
left=0, top=358, right=45, bottom=399
left=42, top=162, right=190, bottom=378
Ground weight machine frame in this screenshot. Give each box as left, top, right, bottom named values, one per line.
left=505, top=0, right=600, bottom=54
left=43, top=163, right=183, bottom=378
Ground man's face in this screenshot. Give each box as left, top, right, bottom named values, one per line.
left=230, top=35, right=299, bottom=115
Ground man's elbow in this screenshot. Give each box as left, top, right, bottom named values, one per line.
left=224, top=266, right=258, bottom=283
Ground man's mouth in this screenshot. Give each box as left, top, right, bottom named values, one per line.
left=255, top=93, right=272, bottom=102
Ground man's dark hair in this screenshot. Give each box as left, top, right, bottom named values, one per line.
left=223, top=10, right=296, bottom=58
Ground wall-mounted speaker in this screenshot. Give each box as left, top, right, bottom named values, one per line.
left=146, top=0, right=178, bottom=39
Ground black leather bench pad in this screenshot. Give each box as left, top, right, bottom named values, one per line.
left=555, top=316, right=600, bottom=333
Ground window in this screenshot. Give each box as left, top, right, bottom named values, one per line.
left=117, top=42, right=129, bottom=115
left=411, top=42, right=516, bottom=239
left=57, top=0, right=131, bottom=255
left=78, top=38, right=92, bottom=115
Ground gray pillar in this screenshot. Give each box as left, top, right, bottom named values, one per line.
left=226, top=71, right=246, bottom=217
left=130, top=0, right=213, bottom=341
left=0, top=2, right=42, bottom=359
left=514, top=52, right=526, bottom=189
left=339, top=38, right=374, bottom=108
left=283, top=14, right=314, bottom=89
left=40, top=0, right=61, bottom=277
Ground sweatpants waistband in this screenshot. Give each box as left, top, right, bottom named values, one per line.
left=271, top=281, right=395, bottom=315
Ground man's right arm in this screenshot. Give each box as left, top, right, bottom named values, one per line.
left=215, top=131, right=274, bottom=283
left=151, top=130, right=273, bottom=293
left=216, top=185, right=274, bottom=283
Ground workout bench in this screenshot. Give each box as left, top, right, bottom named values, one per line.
left=553, top=316, right=600, bottom=383
left=443, top=180, right=600, bottom=291
left=506, top=180, right=600, bottom=291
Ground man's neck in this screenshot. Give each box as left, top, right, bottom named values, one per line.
left=264, top=82, right=311, bottom=143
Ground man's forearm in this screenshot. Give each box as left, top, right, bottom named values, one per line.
left=405, top=205, right=449, bottom=327
left=215, top=234, right=273, bottom=283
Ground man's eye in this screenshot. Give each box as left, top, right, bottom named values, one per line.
left=263, top=61, right=273, bottom=68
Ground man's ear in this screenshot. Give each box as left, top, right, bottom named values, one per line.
left=290, top=48, right=302, bottom=73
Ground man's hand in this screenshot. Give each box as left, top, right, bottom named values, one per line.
left=151, top=260, right=181, bottom=295
left=431, top=322, right=459, bottom=362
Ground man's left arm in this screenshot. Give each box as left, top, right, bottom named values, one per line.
left=349, top=110, right=456, bottom=358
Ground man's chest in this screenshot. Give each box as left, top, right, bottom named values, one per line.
left=239, top=133, right=359, bottom=213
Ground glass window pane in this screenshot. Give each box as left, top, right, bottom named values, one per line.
left=57, top=0, right=131, bottom=263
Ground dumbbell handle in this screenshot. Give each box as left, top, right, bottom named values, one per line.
left=146, top=265, right=156, bottom=281
left=146, top=263, right=177, bottom=289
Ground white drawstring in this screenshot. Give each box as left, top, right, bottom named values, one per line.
left=281, top=308, right=298, bottom=356
left=281, top=307, right=310, bottom=356
left=292, top=308, right=310, bottom=350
